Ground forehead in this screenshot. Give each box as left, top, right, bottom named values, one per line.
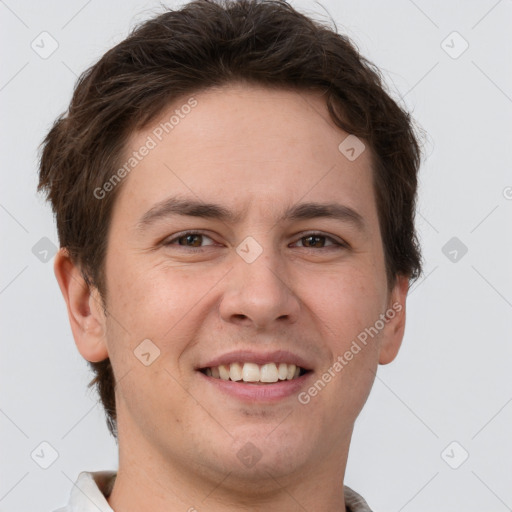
left=114, top=83, right=377, bottom=230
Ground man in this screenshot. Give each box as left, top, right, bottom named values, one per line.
left=39, top=0, right=423, bottom=510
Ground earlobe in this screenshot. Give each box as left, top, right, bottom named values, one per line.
left=378, top=275, right=410, bottom=365
left=53, top=248, right=109, bottom=363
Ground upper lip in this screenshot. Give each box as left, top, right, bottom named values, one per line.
left=197, top=349, right=313, bottom=371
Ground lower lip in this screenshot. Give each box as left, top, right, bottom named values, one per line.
left=198, top=371, right=313, bottom=402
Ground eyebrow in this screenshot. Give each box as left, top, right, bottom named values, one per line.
left=136, top=197, right=366, bottom=232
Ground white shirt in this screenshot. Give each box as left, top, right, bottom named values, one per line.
left=53, top=471, right=373, bottom=511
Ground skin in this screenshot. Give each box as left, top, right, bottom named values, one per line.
left=55, top=83, right=409, bottom=511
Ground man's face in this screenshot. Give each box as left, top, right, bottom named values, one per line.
left=96, top=84, right=407, bottom=486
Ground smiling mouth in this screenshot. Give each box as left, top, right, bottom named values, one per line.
left=199, top=362, right=310, bottom=384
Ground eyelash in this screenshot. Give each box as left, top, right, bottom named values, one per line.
left=162, top=230, right=348, bottom=251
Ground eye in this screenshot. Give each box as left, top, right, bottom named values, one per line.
left=162, top=231, right=348, bottom=251
left=163, top=231, right=216, bottom=249
left=292, top=232, right=347, bottom=250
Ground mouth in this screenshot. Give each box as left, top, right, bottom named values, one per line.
left=199, top=362, right=311, bottom=384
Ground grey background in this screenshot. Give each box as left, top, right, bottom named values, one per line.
left=1, top=1, right=511, bottom=511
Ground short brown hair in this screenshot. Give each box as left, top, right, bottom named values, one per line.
left=38, top=0, right=423, bottom=439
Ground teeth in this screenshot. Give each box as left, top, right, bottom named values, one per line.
left=260, top=363, right=278, bottom=382
left=242, top=362, right=260, bottom=382
left=219, top=364, right=230, bottom=380
left=277, top=363, right=288, bottom=380
left=229, top=362, right=243, bottom=381
left=203, top=362, right=305, bottom=383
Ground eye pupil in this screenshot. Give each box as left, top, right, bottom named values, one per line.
left=304, top=235, right=324, bottom=248
left=181, top=234, right=202, bottom=247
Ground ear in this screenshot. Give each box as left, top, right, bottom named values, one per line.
left=53, top=248, right=109, bottom=362
left=378, top=274, right=410, bottom=365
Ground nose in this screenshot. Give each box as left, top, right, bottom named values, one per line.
left=219, top=243, right=301, bottom=330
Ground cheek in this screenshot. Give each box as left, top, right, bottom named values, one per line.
left=105, top=256, right=181, bottom=328
left=306, top=265, right=386, bottom=336
left=103, top=257, right=216, bottom=368
left=309, top=274, right=383, bottom=398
